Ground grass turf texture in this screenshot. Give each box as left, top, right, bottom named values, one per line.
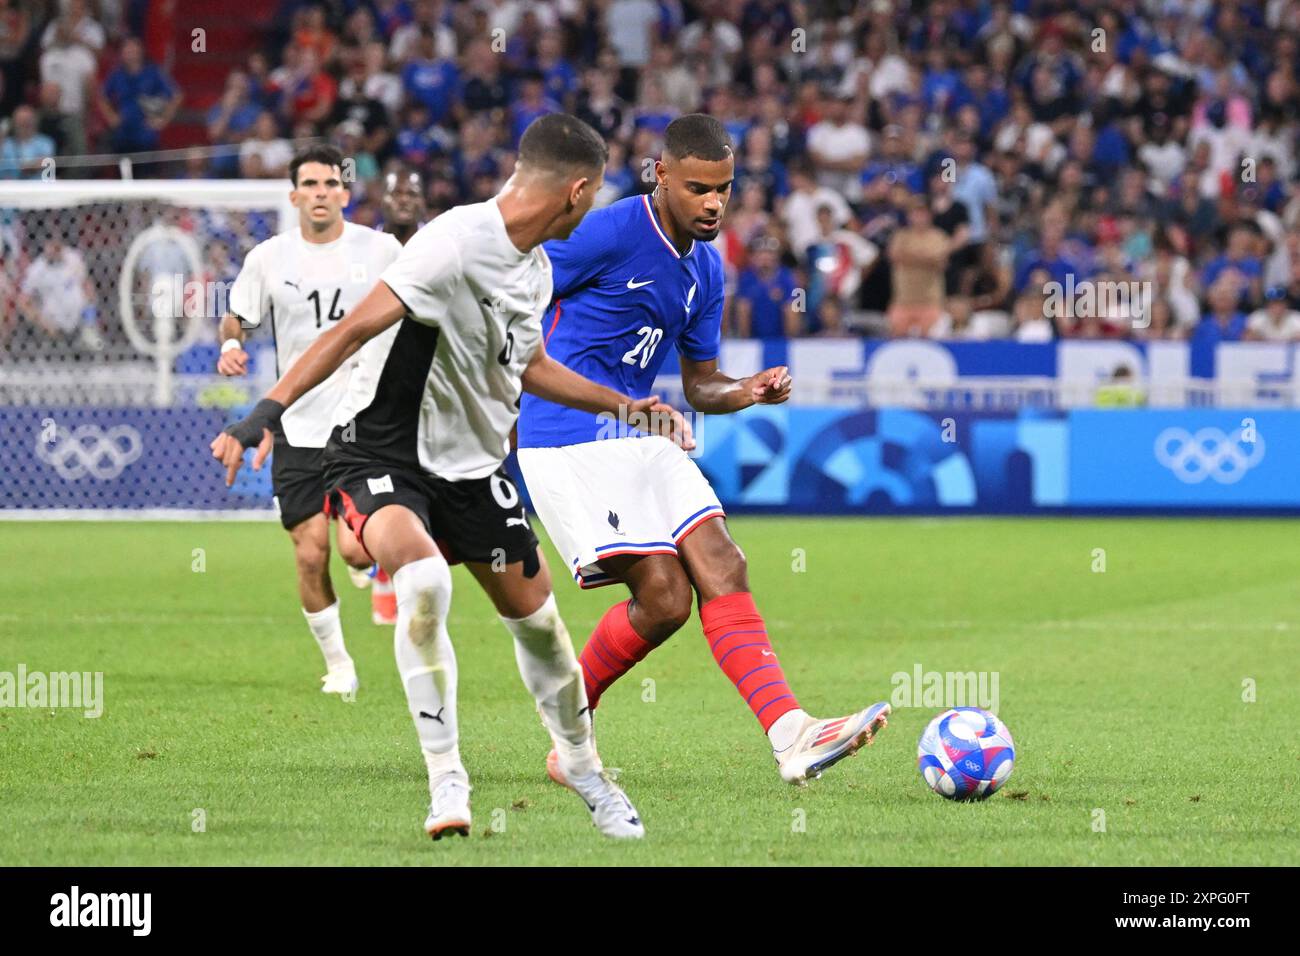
left=1, top=517, right=1297, bottom=866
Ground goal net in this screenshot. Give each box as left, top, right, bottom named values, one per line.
left=0, top=181, right=295, bottom=517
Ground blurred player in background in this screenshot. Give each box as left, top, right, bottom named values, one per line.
left=518, top=114, right=891, bottom=787
left=212, top=115, right=692, bottom=840
left=217, top=144, right=402, bottom=696
left=348, top=166, right=430, bottom=624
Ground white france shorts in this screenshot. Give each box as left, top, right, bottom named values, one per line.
left=517, top=435, right=726, bottom=589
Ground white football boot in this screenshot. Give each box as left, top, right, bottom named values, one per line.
left=320, top=661, right=359, bottom=696
left=424, top=773, right=472, bottom=840
left=347, top=564, right=374, bottom=590
left=775, top=702, right=891, bottom=785
left=565, top=766, right=645, bottom=839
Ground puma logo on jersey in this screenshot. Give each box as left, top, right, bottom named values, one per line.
left=506, top=516, right=528, bottom=528
left=625, top=277, right=654, bottom=290
left=284, top=279, right=302, bottom=292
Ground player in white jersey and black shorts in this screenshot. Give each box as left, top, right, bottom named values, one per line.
left=212, top=115, right=692, bottom=841
left=341, top=165, right=431, bottom=627
left=217, top=144, right=403, bottom=697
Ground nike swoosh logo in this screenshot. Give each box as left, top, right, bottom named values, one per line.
left=584, top=800, right=596, bottom=812
left=626, top=277, right=655, bottom=290
left=761, top=649, right=774, bottom=657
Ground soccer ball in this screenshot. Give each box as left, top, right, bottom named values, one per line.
left=917, top=707, right=1015, bottom=800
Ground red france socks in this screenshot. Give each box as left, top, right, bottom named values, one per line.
left=700, top=591, right=800, bottom=731
left=578, top=600, right=654, bottom=710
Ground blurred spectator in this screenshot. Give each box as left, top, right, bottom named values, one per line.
left=38, top=15, right=98, bottom=157
left=606, top=0, right=662, bottom=72
left=731, top=235, right=799, bottom=339
left=292, top=4, right=338, bottom=64
left=1011, top=287, right=1055, bottom=342
left=99, top=35, right=181, bottom=155
left=0, top=106, right=55, bottom=179
left=401, top=28, right=459, bottom=126
left=510, top=72, right=560, bottom=147
left=207, top=71, right=262, bottom=177
left=0, top=0, right=31, bottom=116
left=239, top=111, right=292, bottom=179
left=781, top=162, right=851, bottom=261
left=40, top=0, right=104, bottom=53
left=1246, top=286, right=1300, bottom=341
left=806, top=91, right=870, bottom=203
left=860, top=125, right=922, bottom=197
left=16, top=234, right=101, bottom=351
left=1201, top=224, right=1264, bottom=304
left=274, top=46, right=337, bottom=128
left=806, top=204, right=877, bottom=322
left=576, top=64, right=627, bottom=142
left=390, top=0, right=456, bottom=63
left=1192, top=279, right=1249, bottom=346
left=331, top=70, right=393, bottom=163
left=460, top=37, right=508, bottom=114
left=887, top=196, right=951, bottom=337
left=350, top=41, right=403, bottom=116
left=35, top=82, right=69, bottom=154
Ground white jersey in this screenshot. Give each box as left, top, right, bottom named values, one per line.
left=228, top=221, right=403, bottom=447
left=328, top=198, right=551, bottom=481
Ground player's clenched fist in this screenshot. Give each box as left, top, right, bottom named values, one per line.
left=216, top=345, right=249, bottom=376
left=747, top=365, right=792, bottom=405
left=210, top=398, right=282, bottom=486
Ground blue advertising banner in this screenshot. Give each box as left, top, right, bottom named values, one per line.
left=3, top=402, right=1298, bottom=515
left=0, top=406, right=272, bottom=513
left=686, top=406, right=1298, bottom=514
left=1069, top=410, right=1298, bottom=507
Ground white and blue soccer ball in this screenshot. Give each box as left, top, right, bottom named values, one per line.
left=917, top=707, right=1015, bottom=800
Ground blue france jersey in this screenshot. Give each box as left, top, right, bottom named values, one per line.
left=518, top=194, right=725, bottom=448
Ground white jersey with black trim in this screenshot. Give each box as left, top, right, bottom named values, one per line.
left=228, top=221, right=403, bottom=448
left=328, top=197, right=552, bottom=481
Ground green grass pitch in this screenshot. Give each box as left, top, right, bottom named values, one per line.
left=1, top=517, right=1297, bottom=866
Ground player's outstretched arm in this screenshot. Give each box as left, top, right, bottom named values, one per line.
left=680, top=357, right=793, bottom=413
left=522, top=343, right=695, bottom=450
left=209, top=281, right=407, bottom=486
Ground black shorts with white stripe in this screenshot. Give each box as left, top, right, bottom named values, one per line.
left=323, top=456, right=539, bottom=569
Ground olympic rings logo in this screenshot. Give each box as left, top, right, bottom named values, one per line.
left=35, top=423, right=144, bottom=481
left=1153, top=427, right=1265, bottom=485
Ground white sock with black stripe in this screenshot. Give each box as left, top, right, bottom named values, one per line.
left=392, top=556, right=465, bottom=787
left=499, top=593, right=598, bottom=779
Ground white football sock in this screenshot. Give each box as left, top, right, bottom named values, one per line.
left=393, top=557, right=464, bottom=786
left=768, top=708, right=811, bottom=753
left=303, top=601, right=351, bottom=670
left=499, top=593, right=597, bottom=778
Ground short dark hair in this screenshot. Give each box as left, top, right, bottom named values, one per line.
left=663, top=114, right=733, bottom=162
left=517, top=113, right=607, bottom=175
left=289, top=144, right=345, bottom=187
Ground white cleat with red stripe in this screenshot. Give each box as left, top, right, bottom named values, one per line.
left=775, top=702, right=891, bottom=785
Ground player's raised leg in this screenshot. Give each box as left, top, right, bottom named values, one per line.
left=466, top=550, right=644, bottom=839
left=678, top=516, right=890, bottom=785
left=361, top=503, right=469, bottom=839
left=287, top=512, right=357, bottom=696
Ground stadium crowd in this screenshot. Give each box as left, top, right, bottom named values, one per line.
left=5, top=0, right=1300, bottom=348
